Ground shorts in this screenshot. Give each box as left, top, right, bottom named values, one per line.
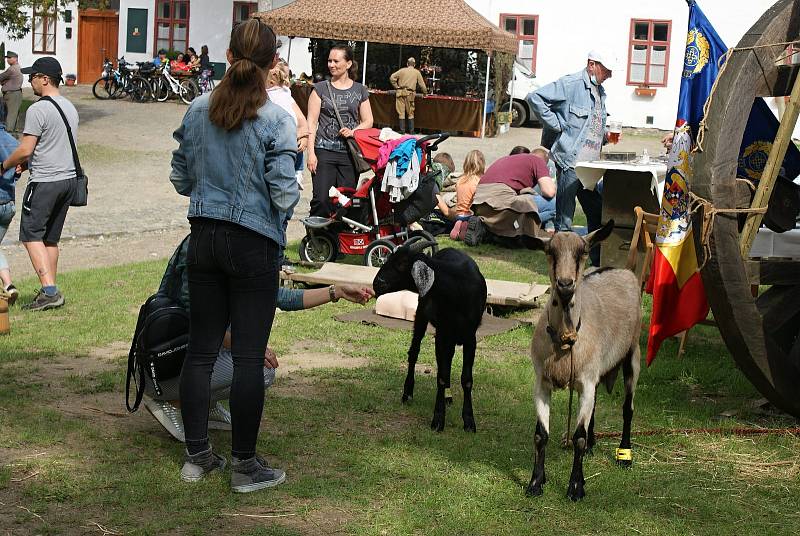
left=19, top=178, right=76, bottom=244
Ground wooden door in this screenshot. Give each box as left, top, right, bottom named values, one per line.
left=78, top=10, right=119, bottom=85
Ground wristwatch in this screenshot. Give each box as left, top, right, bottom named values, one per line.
left=328, top=284, right=339, bottom=303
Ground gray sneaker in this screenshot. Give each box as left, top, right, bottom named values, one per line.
left=208, top=402, right=232, bottom=431
left=180, top=446, right=226, bottom=482
left=231, top=455, right=286, bottom=493
left=22, top=289, right=64, bottom=311
left=464, top=216, right=487, bottom=247
left=143, top=396, right=185, bottom=442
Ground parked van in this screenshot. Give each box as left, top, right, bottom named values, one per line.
left=502, top=61, right=540, bottom=127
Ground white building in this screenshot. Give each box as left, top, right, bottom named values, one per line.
left=465, top=0, right=778, bottom=129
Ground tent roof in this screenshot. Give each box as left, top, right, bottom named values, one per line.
left=254, top=0, right=518, bottom=54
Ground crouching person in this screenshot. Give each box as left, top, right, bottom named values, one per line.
left=142, top=236, right=374, bottom=459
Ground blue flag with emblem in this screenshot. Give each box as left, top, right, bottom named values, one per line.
left=738, top=98, right=800, bottom=183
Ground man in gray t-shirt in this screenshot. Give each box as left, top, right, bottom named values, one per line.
left=1, top=57, right=79, bottom=311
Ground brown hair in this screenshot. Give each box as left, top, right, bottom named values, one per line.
left=531, top=147, right=549, bottom=161
left=209, top=19, right=277, bottom=131
left=330, top=44, right=358, bottom=80
left=509, top=145, right=530, bottom=155
left=433, top=152, right=455, bottom=173
left=462, top=150, right=485, bottom=177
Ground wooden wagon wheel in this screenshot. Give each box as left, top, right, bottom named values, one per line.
left=693, top=0, right=800, bottom=417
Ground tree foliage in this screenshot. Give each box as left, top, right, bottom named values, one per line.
left=1, top=0, right=108, bottom=40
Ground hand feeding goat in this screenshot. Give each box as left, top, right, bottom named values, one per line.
left=372, top=237, right=487, bottom=432
left=521, top=220, right=642, bottom=501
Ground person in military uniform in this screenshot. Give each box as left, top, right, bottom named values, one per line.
left=390, top=57, right=427, bottom=134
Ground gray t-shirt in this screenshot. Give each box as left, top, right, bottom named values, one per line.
left=313, top=80, right=369, bottom=153
left=24, top=96, right=79, bottom=183
left=576, top=84, right=604, bottom=163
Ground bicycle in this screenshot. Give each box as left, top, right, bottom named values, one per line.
left=151, top=63, right=199, bottom=105
left=92, top=58, right=117, bottom=100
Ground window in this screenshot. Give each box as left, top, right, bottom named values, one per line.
left=500, top=13, right=539, bottom=73
left=32, top=1, right=57, bottom=54
left=627, top=19, right=671, bottom=87
left=154, top=0, right=189, bottom=54
left=233, top=2, right=257, bottom=29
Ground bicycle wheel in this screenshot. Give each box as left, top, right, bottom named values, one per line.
left=92, top=78, right=115, bottom=100
left=110, top=77, right=127, bottom=99
left=179, top=79, right=199, bottom=105
left=153, top=78, right=169, bottom=102
left=129, top=76, right=151, bottom=103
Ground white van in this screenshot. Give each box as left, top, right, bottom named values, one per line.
left=501, top=61, right=540, bottom=127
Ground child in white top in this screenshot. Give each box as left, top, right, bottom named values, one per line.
left=267, top=63, right=308, bottom=189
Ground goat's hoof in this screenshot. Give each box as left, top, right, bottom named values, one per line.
left=566, top=479, right=586, bottom=502
left=525, top=484, right=544, bottom=497
left=463, top=417, right=477, bottom=433
left=445, top=396, right=453, bottom=406
left=616, top=459, right=632, bottom=469
left=585, top=446, right=594, bottom=457
left=401, top=393, right=413, bottom=404
left=430, top=414, right=445, bottom=432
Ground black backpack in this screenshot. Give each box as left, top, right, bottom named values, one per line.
left=125, top=235, right=192, bottom=412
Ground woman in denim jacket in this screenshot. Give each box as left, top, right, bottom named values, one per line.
left=169, top=19, right=299, bottom=493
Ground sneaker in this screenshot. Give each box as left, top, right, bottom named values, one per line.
left=231, top=455, right=286, bottom=493
left=295, top=171, right=304, bottom=190
left=208, top=402, right=232, bottom=431
left=22, top=289, right=64, bottom=311
left=464, top=216, right=487, bottom=247
left=3, top=285, right=19, bottom=307
left=180, top=446, right=226, bottom=483
left=143, top=396, right=185, bottom=442
left=449, top=219, right=465, bottom=241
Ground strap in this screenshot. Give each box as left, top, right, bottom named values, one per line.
left=325, top=81, right=347, bottom=130
left=38, top=96, right=82, bottom=177
left=126, top=296, right=154, bottom=412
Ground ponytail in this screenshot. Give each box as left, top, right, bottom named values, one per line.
left=209, top=19, right=277, bottom=131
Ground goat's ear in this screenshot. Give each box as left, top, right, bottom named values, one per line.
left=412, top=260, right=435, bottom=298
left=520, top=235, right=550, bottom=252
left=585, top=219, right=614, bottom=249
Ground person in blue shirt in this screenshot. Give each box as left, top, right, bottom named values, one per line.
left=0, top=100, right=20, bottom=304
left=153, top=49, right=168, bottom=68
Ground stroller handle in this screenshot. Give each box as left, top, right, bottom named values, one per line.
left=418, top=132, right=450, bottom=152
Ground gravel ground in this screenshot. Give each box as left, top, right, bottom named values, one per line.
left=0, top=84, right=667, bottom=276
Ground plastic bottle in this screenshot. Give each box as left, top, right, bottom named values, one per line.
left=641, top=148, right=650, bottom=165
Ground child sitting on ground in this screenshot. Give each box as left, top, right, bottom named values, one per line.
left=267, top=63, right=308, bottom=189
left=436, top=150, right=485, bottom=240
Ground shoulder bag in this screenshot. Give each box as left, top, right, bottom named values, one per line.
left=39, top=96, right=88, bottom=206
left=325, top=81, right=372, bottom=174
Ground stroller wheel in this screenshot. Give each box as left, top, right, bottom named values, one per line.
left=364, top=239, right=396, bottom=268
left=300, top=234, right=337, bottom=263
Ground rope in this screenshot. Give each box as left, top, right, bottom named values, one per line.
left=688, top=191, right=767, bottom=270
left=594, top=426, right=800, bottom=439
left=695, top=40, right=800, bottom=153
left=563, top=348, right=575, bottom=449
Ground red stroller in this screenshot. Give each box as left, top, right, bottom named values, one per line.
left=299, top=129, right=449, bottom=267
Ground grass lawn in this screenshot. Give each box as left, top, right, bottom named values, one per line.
left=0, top=237, right=798, bottom=535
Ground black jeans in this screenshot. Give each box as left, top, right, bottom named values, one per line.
left=310, top=148, right=356, bottom=217
left=180, top=217, right=280, bottom=459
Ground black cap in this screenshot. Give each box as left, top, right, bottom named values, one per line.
left=20, top=57, right=63, bottom=80
left=4, top=51, right=18, bottom=59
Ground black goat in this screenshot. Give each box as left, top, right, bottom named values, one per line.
left=373, top=238, right=487, bottom=432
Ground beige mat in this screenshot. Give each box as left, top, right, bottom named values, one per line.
left=282, top=262, right=548, bottom=308
left=334, top=309, right=525, bottom=340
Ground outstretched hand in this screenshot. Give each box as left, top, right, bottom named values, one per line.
left=336, top=285, right=375, bottom=305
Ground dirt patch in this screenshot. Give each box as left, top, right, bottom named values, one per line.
left=216, top=498, right=354, bottom=535
left=280, top=341, right=369, bottom=374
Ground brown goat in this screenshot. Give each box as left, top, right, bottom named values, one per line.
left=522, top=220, right=642, bottom=501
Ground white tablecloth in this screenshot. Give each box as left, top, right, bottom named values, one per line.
left=750, top=227, right=800, bottom=258
left=574, top=160, right=668, bottom=203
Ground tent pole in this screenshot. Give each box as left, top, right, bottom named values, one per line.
left=481, top=54, right=491, bottom=139
left=362, top=41, right=368, bottom=85
left=508, top=57, right=515, bottom=115
left=287, top=36, right=293, bottom=65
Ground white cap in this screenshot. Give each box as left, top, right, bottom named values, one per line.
left=588, top=49, right=619, bottom=72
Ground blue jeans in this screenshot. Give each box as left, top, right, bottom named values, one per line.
left=0, top=202, right=15, bottom=271
left=533, top=194, right=555, bottom=230
left=555, top=166, right=603, bottom=265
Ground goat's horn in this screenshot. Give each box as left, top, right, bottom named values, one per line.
left=408, top=239, right=438, bottom=253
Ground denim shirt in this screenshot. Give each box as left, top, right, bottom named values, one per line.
left=0, top=125, right=20, bottom=203
left=527, top=69, right=607, bottom=171
left=170, top=94, right=299, bottom=246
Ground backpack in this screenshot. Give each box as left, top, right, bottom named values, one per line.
left=125, top=235, right=191, bottom=412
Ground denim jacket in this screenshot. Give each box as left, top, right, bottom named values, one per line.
left=170, top=94, right=299, bottom=246
left=527, top=69, right=607, bottom=171
left=0, top=125, right=20, bottom=203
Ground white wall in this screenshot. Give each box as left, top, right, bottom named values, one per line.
left=466, top=0, right=779, bottom=129
left=0, top=1, right=80, bottom=87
